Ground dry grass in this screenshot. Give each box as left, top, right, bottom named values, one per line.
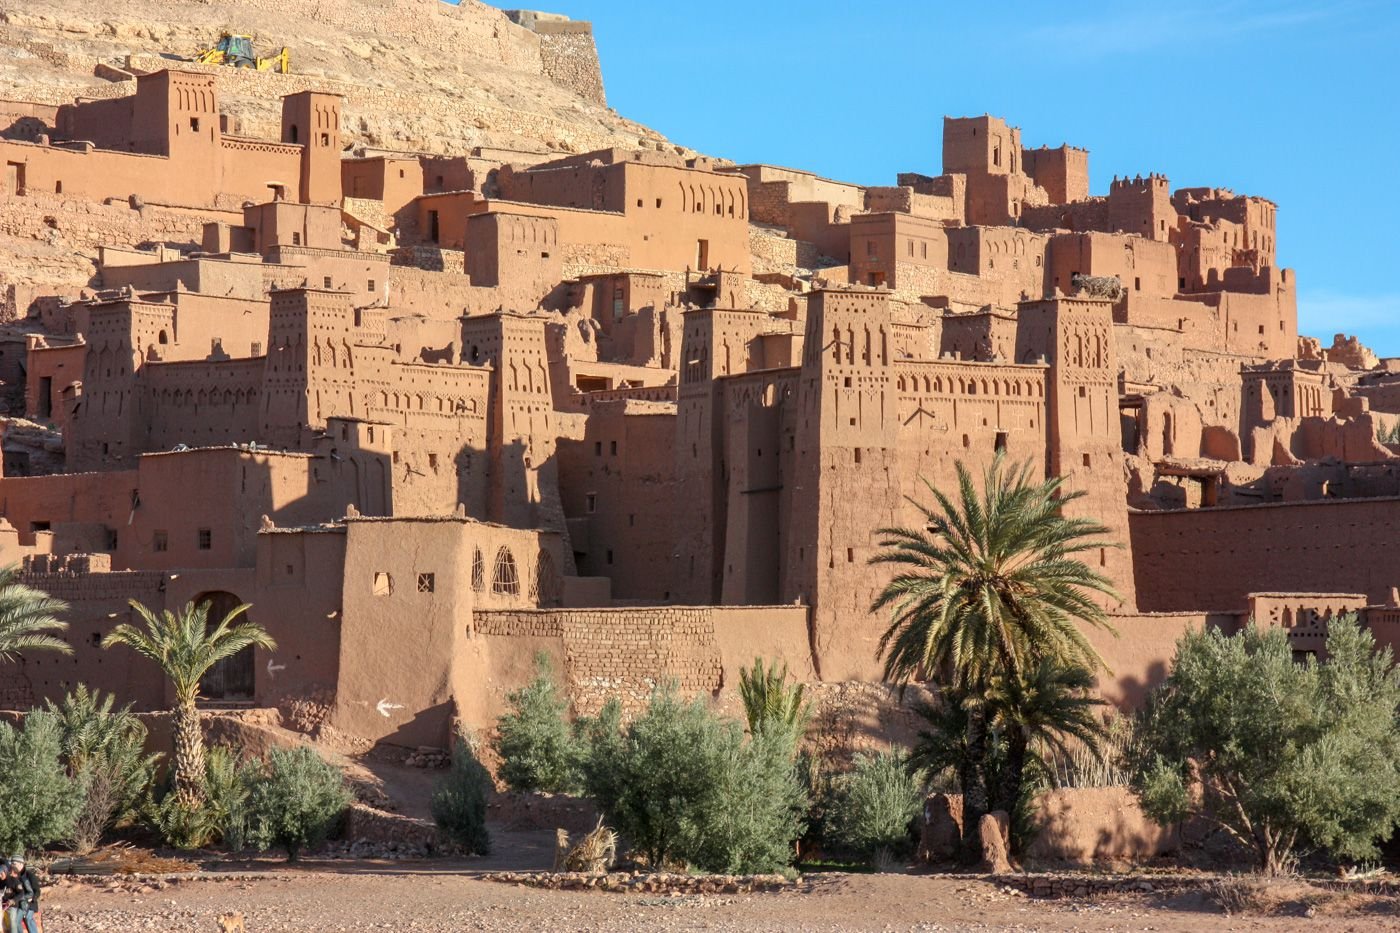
left=1209, top=875, right=1275, bottom=916
left=49, top=844, right=198, bottom=876
left=562, top=818, right=617, bottom=874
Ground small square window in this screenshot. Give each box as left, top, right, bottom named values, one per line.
left=594, top=441, right=602, bottom=456
left=368, top=279, right=376, bottom=292
left=609, top=440, right=617, bottom=456
left=428, top=452, right=439, bottom=472
left=656, top=198, right=663, bottom=208
left=285, top=563, right=295, bottom=576
left=292, top=232, right=302, bottom=246
left=1082, top=454, right=1092, bottom=468
left=606, top=549, right=614, bottom=565
left=153, top=530, right=169, bottom=553
left=373, top=572, right=392, bottom=596
left=197, top=528, right=212, bottom=550
left=189, top=117, right=200, bottom=132
left=323, top=276, right=333, bottom=289
left=586, top=493, right=597, bottom=514
left=105, top=529, right=118, bottom=551
left=417, top=573, right=435, bottom=593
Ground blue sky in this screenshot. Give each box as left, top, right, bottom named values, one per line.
left=518, top=0, right=1400, bottom=354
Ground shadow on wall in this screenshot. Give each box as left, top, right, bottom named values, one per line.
left=1024, top=786, right=1178, bottom=865
left=378, top=699, right=455, bottom=751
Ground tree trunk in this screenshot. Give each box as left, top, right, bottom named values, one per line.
left=172, top=693, right=207, bottom=807
left=994, top=730, right=1028, bottom=830
left=960, top=706, right=990, bottom=859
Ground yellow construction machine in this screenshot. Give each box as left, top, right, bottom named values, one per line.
left=193, top=33, right=290, bottom=73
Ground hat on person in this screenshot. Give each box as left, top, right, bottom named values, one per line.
left=8, top=856, right=22, bottom=865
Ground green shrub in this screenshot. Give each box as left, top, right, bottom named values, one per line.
left=827, top=751, right=924, bottom=862
left=493, top=654, right=580, bottom=793
left=683, top=729, right=808, bottom=874
left=431, top=740, right=492, bottom=855
left=1135, top=617, right=1400, bottom=875
left=45, top=685, right=161, bottom=853
left=0, top=711, right=84, bottom=853
left=244, top=746, right=351, bottom=861
left=582, top=685, right=807, bottom=873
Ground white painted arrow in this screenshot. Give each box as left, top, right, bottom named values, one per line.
left=376, top=698, right=405, bottom=718
left=266, top=660, right=287, bottom=677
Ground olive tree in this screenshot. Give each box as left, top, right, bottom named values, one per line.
left=1134, top=617, right=1400, bottom=874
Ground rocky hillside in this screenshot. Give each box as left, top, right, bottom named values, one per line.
left=0, top=0, right=678, bottom=156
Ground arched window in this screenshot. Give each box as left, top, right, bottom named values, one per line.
left=492, top=547, right=520, bottom=595
left=533, top=551, right=561, bottom=606
left=471, top=548, right=485, bottom=592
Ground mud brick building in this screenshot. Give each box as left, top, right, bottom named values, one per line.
left=0, top=41, right=1391, bottom=747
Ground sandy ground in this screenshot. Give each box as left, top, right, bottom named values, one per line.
left=36, top=866, right=1400, bottom=932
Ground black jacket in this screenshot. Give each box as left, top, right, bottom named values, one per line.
left=2, top=869, right=39, bottom=911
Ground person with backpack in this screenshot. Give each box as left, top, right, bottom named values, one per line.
left=2, top=855, right=40, bottom=933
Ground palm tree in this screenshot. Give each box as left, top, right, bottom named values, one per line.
left=0, top=566, right=74, bottom=660
left=102, top=599, right=276, bottom=806
left=870, top=455, right=1119, bottom=850
left=985, top=658, right=1107, bottom=816
left=738, top=657, right=810, bottom=742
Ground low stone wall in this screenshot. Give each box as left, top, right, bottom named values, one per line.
left=994, top=874, right=1184, bottom=898
left=483, top=870, right=801, bottom=895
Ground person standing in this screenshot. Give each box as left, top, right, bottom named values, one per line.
left=3, top=856, right=40, bottom=933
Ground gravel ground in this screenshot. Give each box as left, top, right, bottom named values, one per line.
left=35, top=867, right=1400, bottom=932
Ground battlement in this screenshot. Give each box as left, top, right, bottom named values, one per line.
left=1110, top=173, right=1170, bottom=191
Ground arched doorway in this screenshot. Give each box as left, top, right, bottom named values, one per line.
left=195, top=591, right=255, bottom=702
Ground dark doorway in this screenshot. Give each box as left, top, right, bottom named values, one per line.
left=196, top=591, right=255, bottom=702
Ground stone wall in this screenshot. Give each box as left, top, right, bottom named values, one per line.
left=533, top=22, right=606, bottom=107
left=473, top=604, right=811, bottom=716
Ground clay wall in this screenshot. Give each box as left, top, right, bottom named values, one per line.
left=1131, top=497, right=1400, bottom=611
left=1026, top=786, right=1176, bottom=865
left=938, top=311, right=1020, bottom=362
left=331, top=516, right=567, bottom=745
left=13, top=569, right=168, bottom=709
left=0, top=100, right=58, bottom=142
left=1021, top=145, right=1089, bottom=206
left=945, top=226, right=1050, bottom=300
left=1107, top=175, right=1174, bottom=242
left=23, top=339, right=83, bottom=431
left=99, top=254, right=269, bottom=302
left=493, top=154, right=751, bottom=273
left=1173, top=187, right=1277, bottom=265
left=1047, top=232, right=1176, bottom=301
left=729, top=164, right=865, bottom=227
left=864, top=185, right=962, bottom=223
left=943, top=115, right=1020, bottom=177
left=556, top=400, right=677, bottom=597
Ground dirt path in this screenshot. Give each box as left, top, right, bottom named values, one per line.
left=36, top=868, right=1400, bottom=932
